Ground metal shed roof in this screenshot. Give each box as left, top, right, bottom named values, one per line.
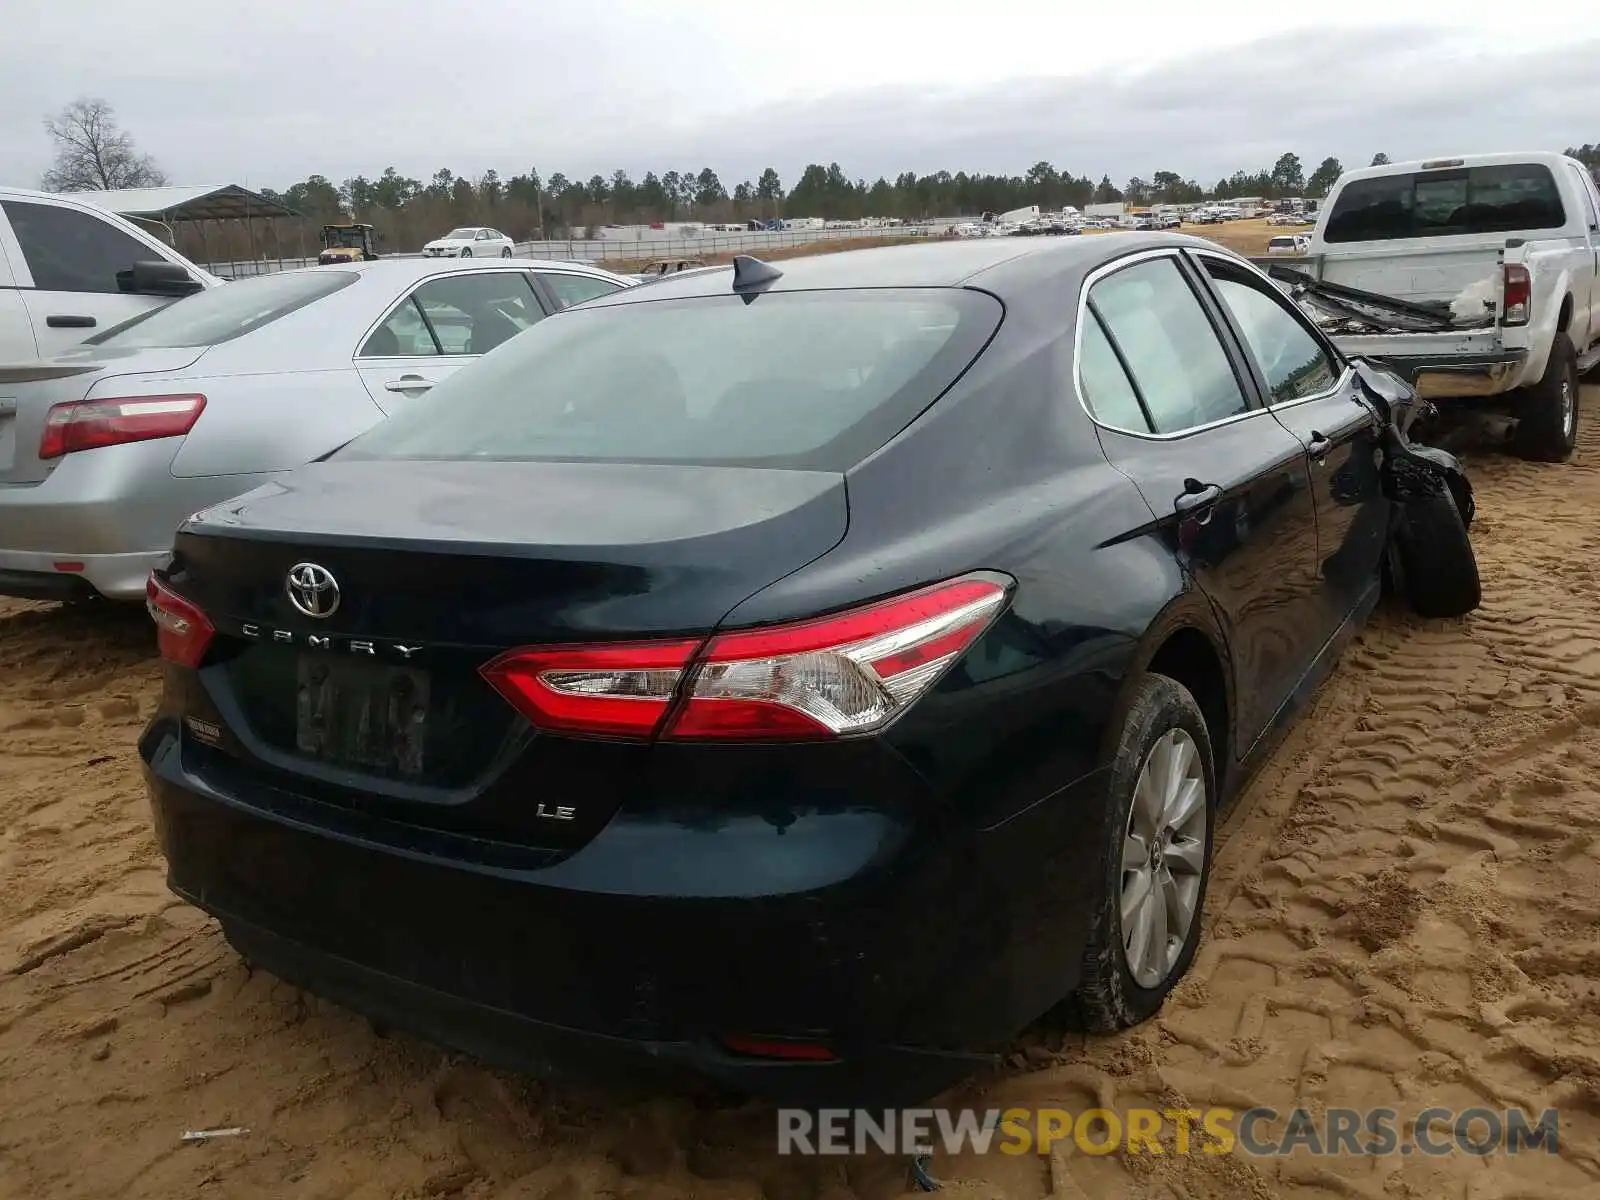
left=61, top=183, right=299, bottom=222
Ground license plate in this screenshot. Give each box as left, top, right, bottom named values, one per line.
left=295, top=655, right=429, bottom=777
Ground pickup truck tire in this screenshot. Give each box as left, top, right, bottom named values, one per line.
left=1511, top=332, right=1579, bottom=462
left=1391, top=486, right=1481, bottom=619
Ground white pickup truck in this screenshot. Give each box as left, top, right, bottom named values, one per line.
left=1264, top=152, right=1600, bottom=461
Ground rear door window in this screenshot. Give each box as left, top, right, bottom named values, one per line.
left=360, top=271, right=545, bottom=357
left=1087, top=256, right=1251, bottom=434
left=2, top=199, right=160, bottom=293
left=1324, top=163, right=1566, bottom=242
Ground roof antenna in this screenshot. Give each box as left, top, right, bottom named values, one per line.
left=731, top=254, right=783, bottom=296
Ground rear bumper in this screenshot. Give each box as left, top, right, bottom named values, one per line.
left=0, top=549, right=167, bottom=601
left=0, top=443, right=270, bottom=600
left=1340, top=350, right=1528, bottom=399
left=190, top=904, right=982, bottom=1106
left=140, top=716, right=1110, bottom=1104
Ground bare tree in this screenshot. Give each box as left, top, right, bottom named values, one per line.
left=40, top=98, right=166, bottom=192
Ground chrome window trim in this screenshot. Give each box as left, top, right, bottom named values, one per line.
left=1072, top=246, right=1266, bottom=442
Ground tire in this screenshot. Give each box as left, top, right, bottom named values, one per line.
left=501, top=247, right=512, bottom=258
left=1510, top=331, right=1579, bottom=462
left=1392, top=485, right=1481, bottom=619
left=460, top=248, right=472, bottom=258
left=1076, top=673, right=1216, bottom=1032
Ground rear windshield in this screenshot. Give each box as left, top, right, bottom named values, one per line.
left=85, top=269, right=357, bottom=348
left=335, top=288, right=1001, bottom=471
left=1324, top=163, right=1567, bottom=243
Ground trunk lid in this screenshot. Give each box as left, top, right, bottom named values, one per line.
left=165, top=458, right=849, bottom=851
left=0, top=346, right=208, bottom=485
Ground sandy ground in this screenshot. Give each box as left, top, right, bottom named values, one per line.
left=1184, top=217, right=1289, bottom=257
left=5, top=394, right=1600, bottom=1199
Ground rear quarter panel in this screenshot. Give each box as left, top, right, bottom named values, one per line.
left=718, top=273, right=1213, bottom=829
left=711, top=276, right=1229, bottom=1045
left=159, top=369, right=387, bottom=478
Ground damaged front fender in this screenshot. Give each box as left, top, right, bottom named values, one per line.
left=1353, top=357, right=1475, bottom=525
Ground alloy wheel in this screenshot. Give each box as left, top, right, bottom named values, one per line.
left=1119, top=728, right=1208, bottom=988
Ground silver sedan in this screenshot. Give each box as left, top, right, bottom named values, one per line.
left=0, top=257, right=634, bottom=601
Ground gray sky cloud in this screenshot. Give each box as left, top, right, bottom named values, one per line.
left=3, top=1, right=1597, bottom=193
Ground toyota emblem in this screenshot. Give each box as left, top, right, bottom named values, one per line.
left=286, top=562, right=340, bottom=618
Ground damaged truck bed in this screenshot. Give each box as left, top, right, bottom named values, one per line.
left=1268, top=265, right=1525, bottom=399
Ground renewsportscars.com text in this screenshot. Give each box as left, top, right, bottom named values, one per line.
left=776, top=1106, right=1561, bottom=1158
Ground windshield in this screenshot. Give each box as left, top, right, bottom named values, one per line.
left=84, top=270, right=357, bottom=348
left=325, top=228, right=367, bottom=247
left=335, top=288, right=1002, bottom=471
left=1324, top=163, right=1566, bottom=243
left=445, top=228, right=478, bottom=239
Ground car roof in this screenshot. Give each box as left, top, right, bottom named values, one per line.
left=581, top=232, right=1242, bottom=308
left=295, top=257, right=632, bottom=285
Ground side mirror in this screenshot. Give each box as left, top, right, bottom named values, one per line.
left=117, top=260, right=203, bottom=297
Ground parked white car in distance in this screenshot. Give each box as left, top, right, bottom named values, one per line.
left=422, top=227, right=516, bottom=258
left=1266, top=234, right=1311, bottom=255
left=0, top=186, right=221, bottom=362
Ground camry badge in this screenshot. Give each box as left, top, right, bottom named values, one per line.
left=286, top=562, right=340, bottom=619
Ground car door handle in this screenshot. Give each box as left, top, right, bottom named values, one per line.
left=45, top=314, right=96, bottom=328
left=1175, top=480, right=1222, bottom=517
left=1307, top=431, right=1332, bottom=462
left=0, top=398, right=16, bottom=417
left=384, top=376, right=434, bottom=392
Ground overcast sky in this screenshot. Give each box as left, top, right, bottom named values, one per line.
left=4, top=1, right=1598, bottom=193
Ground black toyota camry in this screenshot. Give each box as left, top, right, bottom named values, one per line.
left=139, top=234, right=1480, bottom=1105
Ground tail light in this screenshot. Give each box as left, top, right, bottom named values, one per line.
left=146, top=573, right=215, bottom=668
left=667, top=576, right=1008, bottom=740
left=480, top=640, right=701, bottom=739
left=479, top=575, right=1008, bottom=742
left=39, top=394, right=206, bottom=460
left=1501, top=264, right=1530, bottom=326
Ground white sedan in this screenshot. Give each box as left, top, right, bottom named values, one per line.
left=423, top=227, right=517, bottom=258
left=0, top=257, right=634, bottom=602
